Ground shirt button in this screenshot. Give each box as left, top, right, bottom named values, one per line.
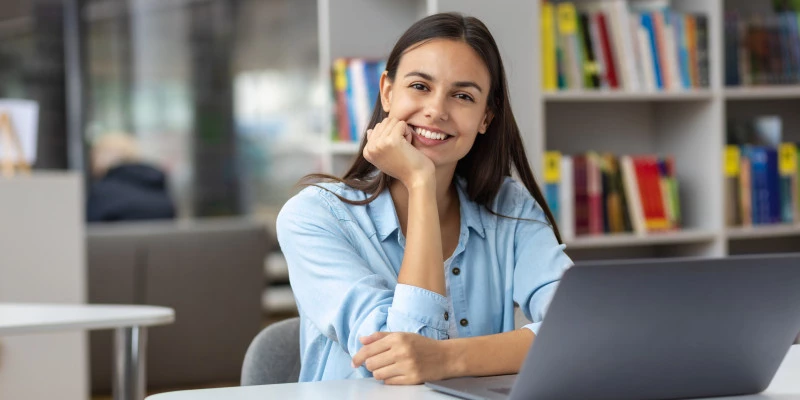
left=444, top=312, right=449, bottom=321
left=460, top=318, right=469, bottom=327
left=452, top=267, right=461, bottom=275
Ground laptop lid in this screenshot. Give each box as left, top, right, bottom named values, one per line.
left=426, top=254, right=800, bottom=400
left=509, top=253, right=800, bottom=400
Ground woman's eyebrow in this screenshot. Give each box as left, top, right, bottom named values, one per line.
left=404, top=71, right=483, bottom=93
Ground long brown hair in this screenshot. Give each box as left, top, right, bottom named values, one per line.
left=300, top=12, right=562, bottom=243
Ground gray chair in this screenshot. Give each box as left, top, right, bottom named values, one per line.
left=241, top=317, right=302, bottom=385
left=88, top=218, right=271, bottom=392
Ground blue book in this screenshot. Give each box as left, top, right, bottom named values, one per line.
left=746, top=147, right=767, bottom=225
left=545, top=183, right=560, bottom=226
left=363, top=61, right=380, bottom=114
left=765, top=148, right=782, bottom=223
left=344, top=60, right=359, bottom=141
left=641, top=13, right=663, bottom=90
left=672, top=13, right=691, bottom=89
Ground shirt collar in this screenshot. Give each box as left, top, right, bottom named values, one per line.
left=368, top=176, right=486, bottom=241
left=454, top=175, right=486, bottom=239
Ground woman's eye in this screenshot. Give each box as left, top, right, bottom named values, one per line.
left=455, top=93, right=475, bottom=102
left=410, top=83, right=428, bottom=91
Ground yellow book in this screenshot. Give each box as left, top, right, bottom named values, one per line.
left=541, top=2, right=557, bottom=91
left=544, top=151, right=562, bottom=183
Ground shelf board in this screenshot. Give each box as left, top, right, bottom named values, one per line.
left=543, top=89, right=714, bottom=102
left=724, top=85, right=800, bottom=100
left=329, top=141, right=361, bottom=155
left=726, top=224, right=800, bottom=240
left=565, top=229, right=718, bottom=250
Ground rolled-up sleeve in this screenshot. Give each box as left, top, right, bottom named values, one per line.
left=510, top=186, right=573, bottom=336
left=276, top=188, right=449, bottom=359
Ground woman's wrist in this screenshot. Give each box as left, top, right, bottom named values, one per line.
left=440, top=338, right=467, bottom=378
left=403, top=171, right=436, bottom=192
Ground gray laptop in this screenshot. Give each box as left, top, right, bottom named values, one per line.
left=425, top=254, right=800, bottom=400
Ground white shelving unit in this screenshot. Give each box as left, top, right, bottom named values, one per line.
left=309, top=0, right=799, bottom=262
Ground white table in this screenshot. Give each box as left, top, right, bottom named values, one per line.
left=0, top=303, right=174, bottom=400
left=147, top=345, right=800, bottom=400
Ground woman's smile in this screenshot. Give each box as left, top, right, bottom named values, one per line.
left=409, top=124, right=454, bottom=146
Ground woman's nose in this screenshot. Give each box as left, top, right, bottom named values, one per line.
left=424, top=95, right=449, bottom=121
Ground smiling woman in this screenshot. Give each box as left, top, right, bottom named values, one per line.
left=276, top=12, right=573, bottom=385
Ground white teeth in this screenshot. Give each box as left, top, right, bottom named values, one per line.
left=413, top=127, right=448, bottom=140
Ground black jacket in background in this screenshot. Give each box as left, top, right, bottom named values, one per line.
left=87, top=163, right=176, bottom=222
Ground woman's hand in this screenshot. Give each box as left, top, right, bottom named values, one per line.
left=363, top=117, right=435, bottom=189
left=351, top=332, right=452, bottom=385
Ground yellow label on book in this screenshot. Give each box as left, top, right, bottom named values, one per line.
left=724, top=146, right=740, bottom=177
left=556, top=3, right=577, bottom=35
left=544, top=151, right=561, bottom=183
left=333, top=58, right=348, bottom=91
left=779, top=143, right=797, bottom=175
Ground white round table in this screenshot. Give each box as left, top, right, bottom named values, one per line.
left=0, top=303, right=174, bottom=400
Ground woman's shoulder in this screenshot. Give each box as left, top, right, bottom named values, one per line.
left=493, top=177, right=537, bottom=211
left=278, top=181, right=370, bottom=223
left=478, top=176, right=547, bottom=224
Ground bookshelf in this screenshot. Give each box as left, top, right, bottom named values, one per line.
left=543, top=90, right=715, bottom=101
left=312, top=0, right=800, bottom=262
left=725, top=86, right=800, bottom=100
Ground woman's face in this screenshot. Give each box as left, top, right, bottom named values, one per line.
left=380, top=38, right=493, bottom=170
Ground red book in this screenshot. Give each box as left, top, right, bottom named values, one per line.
left=573, top=155, right=590, bottom=236
left=596, top=12, right=619, bottom=89
left=587, top=153, right=604, bottom=235
left=632, top=156, right=670, bottom=231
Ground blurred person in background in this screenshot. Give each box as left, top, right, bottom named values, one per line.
left=87, top=133, right=176, bottom=222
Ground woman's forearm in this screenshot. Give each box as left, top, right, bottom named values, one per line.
left=397, top=177, right=446, bottom=296
left=442, top=329, right=535, bottom=378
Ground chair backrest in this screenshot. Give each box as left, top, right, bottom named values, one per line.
left=241, top=317, right=301, bottom=385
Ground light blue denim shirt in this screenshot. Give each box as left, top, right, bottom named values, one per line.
left=276, top=176, right=573, bottom=382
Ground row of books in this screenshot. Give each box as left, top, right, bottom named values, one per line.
left=725, top=143, right=800, bottom=226
left=724, top=12, right=800, bottom=86
left=543, top=152, right=681, bottom=241
left=541, top=0, right=709, bottom=92
left=331, top=57, right=385, bottom=143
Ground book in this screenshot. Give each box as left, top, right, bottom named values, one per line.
left=544, top=151, right=562, bottom=225
left=573, top=154, right=590, bottom=236
left=620, top=155, right=647, bottom=234
left=542, top=2, right=558, bottom=91
left=633, top=156, right=671, bottom=231
left=779, top=143, right=798, bottom=223
left=587, top=152, right=604, bottom=234
left=560, top=155, right=575, bottom=241
left=557, top=2, right=584, bottom=89
left=725, top=145, right=742, bottom=226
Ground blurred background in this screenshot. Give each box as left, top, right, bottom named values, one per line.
left=1, top=0, right=325, bottom=216
left=1, top=0, right=324, bottom=398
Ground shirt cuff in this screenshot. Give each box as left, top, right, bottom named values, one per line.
left=521, top=321, right=543, bottom=336
left=389, top=283, right=450, bottom=333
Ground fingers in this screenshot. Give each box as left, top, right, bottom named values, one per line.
left=359, top=331, right=391, bottom=345
left=363, top=349, right=396, bottom=373
left=403, top=123, right=414, bottom=144
left=371, top=362, right=404, bottom=382
left=367, top=118, right=408, bottom=141
left=351, top=333, right=393, bottom=367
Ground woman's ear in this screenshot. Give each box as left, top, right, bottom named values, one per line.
left=478, top=110, right=494, bottom=134
left=379, top=71, right=392, bottom=113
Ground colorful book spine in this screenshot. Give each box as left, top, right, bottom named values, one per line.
left=544, top=151, right=562, bottom=226
left=542, top=2, right=558, bottom=91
